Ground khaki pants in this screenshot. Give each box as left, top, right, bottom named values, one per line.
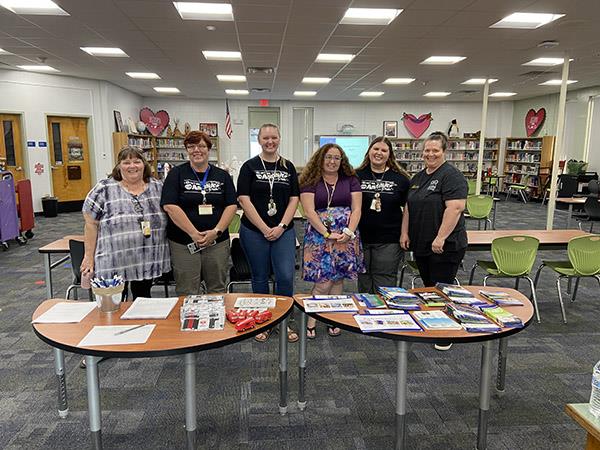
left=169, top=239, right=230, bottom=295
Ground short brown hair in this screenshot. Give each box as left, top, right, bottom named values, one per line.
left=111, top=146, right=152, bottom=181
left=184, top=131, right=212, bottom=150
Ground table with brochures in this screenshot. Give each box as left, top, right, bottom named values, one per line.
left=32, top=294, right=294, bottom=450
left=294, top=286, right=534, bottom=450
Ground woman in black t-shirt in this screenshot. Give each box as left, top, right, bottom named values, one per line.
left=161, top=131, right=238, bottom=295
left=356, top=136, right=411, bottom=293
left=237, top=123, right=300, bottom=343
left=400, top=132, right=468, bottom=288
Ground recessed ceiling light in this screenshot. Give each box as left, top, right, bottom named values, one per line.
left=359, top=91, right=384, bottom=97
left=383, top=78, right=415, bottom=85
left=17, top=65, right=59, bottom=72
left=216, top=74, right=246, bottom=82
left=424, top=92, right=451, bottom=97
left=153, top=87, right=180, bottom=93
left=462, top=78, right=498, bottom=85
left=225, top=89, right=248, bottom=95
left=202, top=50, right=242, bottom=61
left=126, top=72, right=161, bottom=79
left=302, top=77, right=331, bottom=84
left=294, top=91, right=317, bottom=96
left=340, top=8, right=402, bottom=25
left=173, top=2, right=233, bottom=21
left=523, top=57, right=568, bottom=66
left=81, top=47, right=128, bottom=57
left=0, top=48, right=11, bottom=54
left=490, top=12, right=565, bottom=29
left=539, top=79, right=577, bottom=85
left=316, top=53, right=355, bottom=63
left=489, top=92, right=517, bottom=97
left=421, top=56, right=466, bottom=65
left=0, top=0, right=69, bottom=15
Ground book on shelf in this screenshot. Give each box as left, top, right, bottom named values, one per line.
left=480, top=306, right=523, bottom=328
left=411, top=310, right=463, bottom=330
left=303, top=298, right=358, bottom=313
left=446, top=303, right=501, bottom=333
left=479, top=290, right=524, bottom=306
left=353, top=293, right=386, bottom=308
left=353, top=313, right=422, bottom=333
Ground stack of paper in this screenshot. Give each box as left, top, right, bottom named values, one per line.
left=78, top=325, right=156, bottom=347
left=120, top=297, right=179, bottom=319
left=33, top=302, right=97, bottom=323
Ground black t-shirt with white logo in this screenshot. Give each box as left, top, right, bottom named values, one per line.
left=356, top=167, right=410, bottom=244
left=160, top=163, right=237, bottom=245
left=236, top=156, right=300, bottom=232
left=407, top=162, right=468, bottom=256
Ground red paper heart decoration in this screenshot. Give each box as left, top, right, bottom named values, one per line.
left=402, top=113, right=433, bottom=138
left=139, top=107, right=170, bottom=137
left=525, top=108, right=546, bottom=137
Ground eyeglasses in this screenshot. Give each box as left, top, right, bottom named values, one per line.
left=186, top=144, right=208, bottom=150
left=324, top=155, right=342, bottom=161
left=131, top=196, right=143, bottom=215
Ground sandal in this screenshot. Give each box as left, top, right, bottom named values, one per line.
left=254, top=329, right=272, bottom=343
left=327, top=326, right=341, bottom=337
left=306, top=326, right=316, bottom=340
left=287, top=328, right=299, bottom=343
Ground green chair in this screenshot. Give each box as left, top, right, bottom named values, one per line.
left=466, top=195, right=494, bottom=230
left=398, top=257, right=460, bottom=288
left=533, top=235, right=600, bottom=323
left=469, top=235, right=541, bottom=322
left=467, top=179, right=477, bottom=195
left=485, top=175, right=499, bottom=197
left=506, top=175, right=530, bottom=203
left=228, top=213, right=241, bottom=234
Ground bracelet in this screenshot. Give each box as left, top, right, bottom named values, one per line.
left=323, top=231, right=330, bottom=238
left=342, top=227, right=356, bottom=239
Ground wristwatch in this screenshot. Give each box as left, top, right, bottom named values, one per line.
left=342, top=227, right=356, bottom=240
left=278, top=222, right=288, bottom=230
left=215, top=228, right=223, bottom=237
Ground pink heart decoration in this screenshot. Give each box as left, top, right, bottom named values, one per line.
left=402, top=113, right=433, bottom=138
left=525, top=108, right=546, bottom=137
left=139, top=107, right=170, bottom=137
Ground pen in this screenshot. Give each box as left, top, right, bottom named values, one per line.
left=114, top=324, right=147, bottom=336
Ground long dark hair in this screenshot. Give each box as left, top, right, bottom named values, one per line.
left=357, top=136, right=410, bottom=178
left=111, top=146, right=152, bottom=182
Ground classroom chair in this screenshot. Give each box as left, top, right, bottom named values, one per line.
left=65, top=239, right=92, bottom=301
left=577, top=197, right=600, bottom=233
left=533, top=235, right=600, bottom=323
left=398, top=258, right=460, bottom=288
left=467, top=179, right=477, bottom=196
left=506, top=175, right=530, bottom=203
left=229, top=213, right=241, bottom=233
left=469, top=235, right=541, bottom=322
left=466, top=195, right=494, bottom=230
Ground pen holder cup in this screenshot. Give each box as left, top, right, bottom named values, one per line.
left=92, top=285, right=124, bottom=313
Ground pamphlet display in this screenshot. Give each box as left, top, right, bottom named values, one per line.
left=354, top=314, right=422, bottom=332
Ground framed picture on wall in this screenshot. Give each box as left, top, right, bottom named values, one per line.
left=113, top=110, right=123, bottom=132
left=199, top=122, right=218, bottom=137
left=383, top=120, right=398, bottom=138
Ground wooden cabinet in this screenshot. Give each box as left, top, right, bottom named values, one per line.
left=503, top=136, right=555, bottom=197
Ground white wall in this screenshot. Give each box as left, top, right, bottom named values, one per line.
left=588, top=96, right=600, bottom=173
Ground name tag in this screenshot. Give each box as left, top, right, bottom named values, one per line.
left=198, top=204, right=213, bottom=215
left=140, top=220, right=151, bottom=237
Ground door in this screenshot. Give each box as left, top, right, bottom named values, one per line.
left=292, top=107, right=313, bottom=168
left=0, top=114, right=25, bottom=182
left=248, top=107, right=280, bottom=158
left=47, top=116, right=92, bottom=202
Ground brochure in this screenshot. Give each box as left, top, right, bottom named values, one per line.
left=435, top=283, right=473, bottom=297
left=353, top=293, right=386, bottom=308
left=234, top=297, right=276, bottom=309
left=446, top=303, right=501, bottom=333
left=417, top=291, right=447, bottom=307
left=481, top=306, right=523, bottom=328
left=303, top=298, right=358, bottom=313
left=411, top=310, right=463, bottom=330
left=365, top=308, right=405, bottom=315
left=354, top=314, right=422, bottom=332
left=479, top=290, right=524, bottom=306
left=447, top=296, right=489, bottom=307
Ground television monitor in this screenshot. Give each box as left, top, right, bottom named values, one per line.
left=318, top=135, right=371, bottom=167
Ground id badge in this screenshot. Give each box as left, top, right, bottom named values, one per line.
left=187, top=242, right=202, bottom=254
left=140, top=220, right=151, bottom=237
left=198, top=204, right=213, bottom=215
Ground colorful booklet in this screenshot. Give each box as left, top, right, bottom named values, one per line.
left=303, top=298, right=359, bottom=313
left=481, top=306, right=523, bottom=328
left=354, top=314, right=422, bottom=332
left=447, top=296, right=489, bottom=307
left=479, top=290, right=524, bottom=306
left=411, top=310, right=463, bottom=330
left=417, top=291, right=447, bottom=307
left=365, top=308, right=405, bottom=315
left=353, top=293, right=386, bottom=308
left=378, top=286, right=422, bottom=310
left=446, top=303, right=501, bottom=333
left=435, top=283, right=473, bottom=297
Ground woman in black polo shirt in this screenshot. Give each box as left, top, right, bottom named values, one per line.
left=161, top=131, right=238, bottom=295
left=400, top=131, right=467, bottom=287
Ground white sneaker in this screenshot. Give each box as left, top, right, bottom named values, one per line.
left=434, top=343, right=453, bottom=351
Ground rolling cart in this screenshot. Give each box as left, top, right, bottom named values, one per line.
left=0, top=171, right=20, bottom=250
left=16, top=179, right=35, bottom=240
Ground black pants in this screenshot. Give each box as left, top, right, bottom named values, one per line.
left=121, top=279, right=154, bottom=301
left=414, top=248, right=466, bottom=287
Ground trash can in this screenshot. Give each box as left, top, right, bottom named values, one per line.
left=41, top=196, right=58, bottom=218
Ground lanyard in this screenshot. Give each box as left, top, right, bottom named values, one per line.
left=259, top=156, right=278, bottom=200
left=323, top=177, right=337, bottom=209
left=191, top=163, right=210, bottom=204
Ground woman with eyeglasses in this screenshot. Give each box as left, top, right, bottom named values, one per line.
left=299, top=143, right=364, bottom=338
left=81, top=146, right=170, bottom=300
left=161, top=131, right=237, bottom=295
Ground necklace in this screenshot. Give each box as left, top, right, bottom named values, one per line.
left=370, top=167, right=387, bottom=212
left=322, top=176, right=337, bottom=230
left=259, top=155, right=278, bottom=216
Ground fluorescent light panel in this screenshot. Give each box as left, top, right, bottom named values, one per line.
left=523, top=57, right=566, bottom=66
left=424, top=92, right=451, bottom=97
left=302, top=77, right=330, bottom=84
left=81, top=47, right=128, bottom=57
left=294, top=91, right=316, bottom=96
left=17, top=65, right=58, bottom=72
left=217, top=74, right=246, bottom=82
left=359, top=91, right=384, bottom=97
left=316, top=53, right=354, bottom=63
left=126, top=72, right=160, bottom=79
left=173, top=2, right=233, bottom=21
left=489, top=92, right=517, bottom=97
left=462, top=78, right=498, bottom=85
left=421, top=56, right=466, bottom=65
left=341, top=8, right=402, bottom=25
left=539, top=79, right=577, bottom=85
left=203, top=50, right=241, bottom=60
left=225, top=89, right=248, bottom=95
left=383, top=78, right=415, bottom=85
left=0, top=0, right=69, bottom=15
left=153, top=87, right=180, bottom=93
left=490, top=12, right=565, bottom=29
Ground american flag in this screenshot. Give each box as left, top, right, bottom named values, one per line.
left=225, top=99, right=232, bottom=139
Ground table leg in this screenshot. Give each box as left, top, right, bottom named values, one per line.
left=477, top=341, right=493, bottom=450
left=496, top=338, right=508, bottom=392
left=567, top=204, right=573, bottom=229
left=492, top=200, right=497, bottom=229
left=44, top=254, right=53, bottom=299
left=85, top=356, right=102, bottom=450
left=53, top=348, right=69, bottom=418
left=298, top=312, right=307, bottom=411
left=184, top=353, right=196, bottom=450
left=278, top=317, right=288, bottom=415
left=395, top=341, right=410, bottom=450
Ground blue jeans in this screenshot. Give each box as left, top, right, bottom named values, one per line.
left=239, top=223, right=296, bottom=297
